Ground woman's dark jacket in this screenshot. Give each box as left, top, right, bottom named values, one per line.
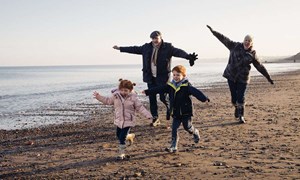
left=210, top=30, right=271, bottom=84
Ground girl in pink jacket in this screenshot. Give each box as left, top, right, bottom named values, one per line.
left=93, top=79, right=152, bottom=159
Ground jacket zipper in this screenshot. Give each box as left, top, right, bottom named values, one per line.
left=121, top=102, right=125, bottom=128
left=168, top=82, right=188, bottom=116
left=117, top=93, right=126, bottom=129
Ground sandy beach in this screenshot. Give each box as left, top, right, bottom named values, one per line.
left=1, top=70, right=300, bottom=179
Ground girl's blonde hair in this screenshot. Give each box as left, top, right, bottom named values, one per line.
left=118, top=79, right=136, bottom=90
left=172, top=65, right=187, bottom=77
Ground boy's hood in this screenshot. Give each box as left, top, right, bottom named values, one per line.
left=171, top=77, right=189, bottom=87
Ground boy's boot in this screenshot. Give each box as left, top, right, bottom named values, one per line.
left=117, top=144, right=126, bottom=160
left=188, top=126, right=200, bottom=143
left=126, top=133, right=135, bottom=146
left=237, top=104, right=246, bottom=123
left=193, top=128, right=200, bottom=143
left=168, top=137, right=179, bottom=153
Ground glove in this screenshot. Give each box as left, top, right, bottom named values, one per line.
left=206, top=25, right=213, bottom=32
left=187, top=52, right=198, bottom=66
left=267, top=77, right=274, bottom=85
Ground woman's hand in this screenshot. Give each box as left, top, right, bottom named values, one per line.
left=267, top=77, right=274, bottom=85
left=206, top=25, right=213, bottom=32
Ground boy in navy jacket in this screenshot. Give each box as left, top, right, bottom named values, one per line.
left=143, top=65, right=210, bottom=152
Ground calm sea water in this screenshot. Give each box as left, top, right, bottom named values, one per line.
left=0, top=62, right=299, bottom=129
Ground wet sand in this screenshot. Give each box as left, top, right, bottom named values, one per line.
left=1, top=70, right=300, bottom=179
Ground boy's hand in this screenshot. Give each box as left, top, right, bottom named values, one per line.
left=93, top=91, right=101, bottom=100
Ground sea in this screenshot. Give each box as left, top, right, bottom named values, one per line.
left=1, top=61, right=300, bottom=130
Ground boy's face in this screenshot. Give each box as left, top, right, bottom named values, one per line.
left=172, top=70, right=184, bottom=82
left=119, top=88, right=131, bottom=97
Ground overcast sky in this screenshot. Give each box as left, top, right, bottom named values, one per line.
left=0, top=0, right=299, bottom=66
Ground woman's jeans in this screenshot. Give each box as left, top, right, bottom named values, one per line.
left=227, top=79, right=248, bottom=106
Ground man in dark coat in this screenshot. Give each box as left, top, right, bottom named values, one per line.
left=113, top=31, right=198, bottom=126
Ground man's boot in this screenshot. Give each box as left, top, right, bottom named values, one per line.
left=151, top=117, right=161, bottom=127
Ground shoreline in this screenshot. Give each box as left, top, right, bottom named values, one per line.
left=1, top=66, right=300, bottom=130
left=1, top=70, right=300, bottom=179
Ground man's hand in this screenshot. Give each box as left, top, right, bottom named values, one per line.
left=113, top=45, right=120, bottom=50
left=188, top=52, right=198, bottom=66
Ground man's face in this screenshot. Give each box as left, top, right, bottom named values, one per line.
left=151, top=36, right=162, bottom=46
left=172, top=70, right=184, bottom=82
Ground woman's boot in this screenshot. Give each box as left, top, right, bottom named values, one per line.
left=237, top=104, right=245, bottom=123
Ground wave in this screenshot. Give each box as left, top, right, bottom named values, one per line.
left=0, top=83, right=115, bottom=100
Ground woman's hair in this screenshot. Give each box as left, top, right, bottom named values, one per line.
left=172, top=65, right=187, bottom=77
left=244, top=34, right=254, bottom=46
left=118, top=79, right=136, bottom=90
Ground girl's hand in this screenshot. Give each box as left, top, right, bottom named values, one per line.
left=93, top=91, right=101, bottom=100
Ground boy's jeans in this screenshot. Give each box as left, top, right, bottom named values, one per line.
left=172, top=116, right=194, bottom=141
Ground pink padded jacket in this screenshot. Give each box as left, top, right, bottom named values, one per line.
left=97, top=90, right=152, bottom=128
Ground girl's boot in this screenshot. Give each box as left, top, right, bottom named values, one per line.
left=126, top=133, right=135, bottom=146
left=117, top=144, right=126, bottom=160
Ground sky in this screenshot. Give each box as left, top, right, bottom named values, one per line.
left=0, top=0, right=299, bottom=66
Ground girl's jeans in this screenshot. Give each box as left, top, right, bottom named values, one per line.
left=116, top=127, right=131, bottom=145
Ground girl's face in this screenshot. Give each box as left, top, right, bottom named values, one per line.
left=172, top=70, right=184, bottom=82
left=119, top=88, right=131, bottom=97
